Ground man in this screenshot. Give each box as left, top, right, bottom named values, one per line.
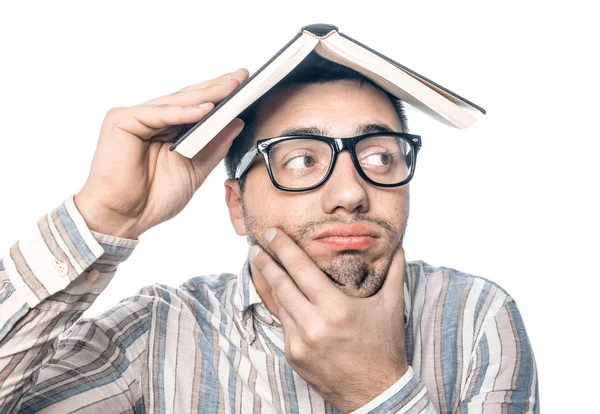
left=0, top=53, right=539, bottom=413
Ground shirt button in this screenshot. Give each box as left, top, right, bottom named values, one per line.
left=87, top=269, right=100, bottom=283
left=262, top=314, right=274, bottom=325
left=55, top=262, right=69, bottom=277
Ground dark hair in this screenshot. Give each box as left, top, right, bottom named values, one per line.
left=223, top=52, right=409, bottom=190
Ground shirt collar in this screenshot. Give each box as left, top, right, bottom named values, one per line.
left=234, top=258, right=412, bottom=328
left=233, top=259, right=263, bottom=314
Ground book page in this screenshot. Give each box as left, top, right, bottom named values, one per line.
left=174, top=33, right=319, bottom=158
left=317, top=33, right=476, bottom=129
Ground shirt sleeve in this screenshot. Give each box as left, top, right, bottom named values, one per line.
left=348, top=366, right=438, bottom=414
left=457, top=298, right=540, bottom=413
left=0, top=195, right=139, bottom=412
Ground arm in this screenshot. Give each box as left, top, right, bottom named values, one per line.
left=0, top=68, right=248, bottom=413
left=0, top=196, right=139, bottom=412
left=458, top=298, right=539, bottom=413
left=349, top=299, right=539, bottom=414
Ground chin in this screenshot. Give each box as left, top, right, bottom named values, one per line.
left=332, top=279, right=385, bottom=298
left=318, top=254, right=387, bottom=298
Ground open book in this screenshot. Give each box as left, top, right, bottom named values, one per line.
left=170, top=23, right=485, bottom=159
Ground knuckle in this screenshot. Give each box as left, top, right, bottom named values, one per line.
left=313, top=286, right=329, bottom=303
left=102, top=107, right=128, bottom=130
left=327, top=310, right=348, bottom=329
left=250, top=249, right=265, bottom=269
left=270, top=277, right=285, bottom=296
left=204, top=80, right=230, bottom=95
left=290, top=259, right=309, bottom=276
left=104, top=106, right=124, bottom=121
left=155, top=103, right=176, bottom=110
left=218, top=77, right=239, bottom=88
left=286, top=339, right=308, bottom=362
left=268, top=239, right=282, bottom=252
left=303, top=322, right=326, bottom=345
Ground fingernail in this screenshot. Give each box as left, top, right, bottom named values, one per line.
left=249, top=245, right=261, bottom=262
left=199, top=102, right=213, bottom=109
left=265, top=228, right=276, bottom=243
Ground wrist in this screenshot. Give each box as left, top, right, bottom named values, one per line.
left=342, top=364, right=410, bottom=413
left=74, top=193, right=142, bottom=240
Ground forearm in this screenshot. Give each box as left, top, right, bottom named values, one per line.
left=0, top=195, right=138, bottom=410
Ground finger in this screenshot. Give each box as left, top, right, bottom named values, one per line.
left=177, top=68, right=249, bottom=93
left=151, top=126, right=185, bottom=143
left=143, top=79, right=242, bottom=142
left=143, top=77, right=242, bottom=107
left=151, top=122, right=196, bottom=143
left=264, top=228, right=341, bottom=305
left=105, top=103, right=215, bottom=141
left=142, top=68, right=249, bottom=105
left=249, top=245, right=313, bottom=323
left=190, top=118, right=244, bottom=185
left=267, top=282, right=295, bottom=329
left=374, top=246, right=407, bottom=307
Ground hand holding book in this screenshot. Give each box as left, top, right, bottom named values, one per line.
left=74, top=69, right=249, bottom=239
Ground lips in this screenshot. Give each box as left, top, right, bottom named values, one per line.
left=313, top=224, right=379, bottom=250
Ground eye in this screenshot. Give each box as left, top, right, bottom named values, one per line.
left=285, top=154, right=316, bottom=169
left=362, top=152, right=393, bottom=166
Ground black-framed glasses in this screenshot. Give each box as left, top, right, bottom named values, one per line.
left=235, top=132, right=422, bottom=192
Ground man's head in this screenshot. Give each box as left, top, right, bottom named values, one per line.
left=224, top=52, right=411, bottom=298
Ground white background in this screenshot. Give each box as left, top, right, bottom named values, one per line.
left=1, top=1, right=598, bottom=412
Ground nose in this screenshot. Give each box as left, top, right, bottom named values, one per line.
left=321, top=151, right=370, bottom=215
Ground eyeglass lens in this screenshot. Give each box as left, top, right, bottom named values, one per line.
left=267, top=136, right=413, bottom=189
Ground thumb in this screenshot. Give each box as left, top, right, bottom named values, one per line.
left=377, top=246, right=407, bottom=307
left=190, top=118, right=245, bottom=186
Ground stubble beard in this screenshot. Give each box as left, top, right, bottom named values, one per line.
left=242, top=200, right=406, bottom=298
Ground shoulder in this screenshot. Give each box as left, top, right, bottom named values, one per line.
left=405, top=260, right=514, bottom=325
left=130, top=272, right=239, bottom=310
left=67, top=273, right=238, bottom=351
left=407, top=260, right=512, bottom=297
left=122, top=273, right=237, bottom=313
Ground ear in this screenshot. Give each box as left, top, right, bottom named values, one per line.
left=224, top=179, right=247, bottom=236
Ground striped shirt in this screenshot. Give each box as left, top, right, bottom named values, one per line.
left=0, top=195, right=539, bottom=413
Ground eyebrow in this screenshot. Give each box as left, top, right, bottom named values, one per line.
left=277, top=123, right=397, bottom=137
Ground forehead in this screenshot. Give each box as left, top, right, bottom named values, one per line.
left=252, top=80, right=402, bottom=140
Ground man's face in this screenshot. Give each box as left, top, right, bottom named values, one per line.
left=232, top=80, right=409, bottom=298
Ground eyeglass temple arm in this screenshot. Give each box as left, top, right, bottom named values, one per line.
left=235, top=147, right=259, bottom=180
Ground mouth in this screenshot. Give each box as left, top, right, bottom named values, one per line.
left=313, top=224, right=379, bottom=251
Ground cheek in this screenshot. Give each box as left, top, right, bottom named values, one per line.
left=243, top=169, right=312, bottom=234
left=396, top=187, right=410, bottom=222
left=372, top=185, right=409, bottom=214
